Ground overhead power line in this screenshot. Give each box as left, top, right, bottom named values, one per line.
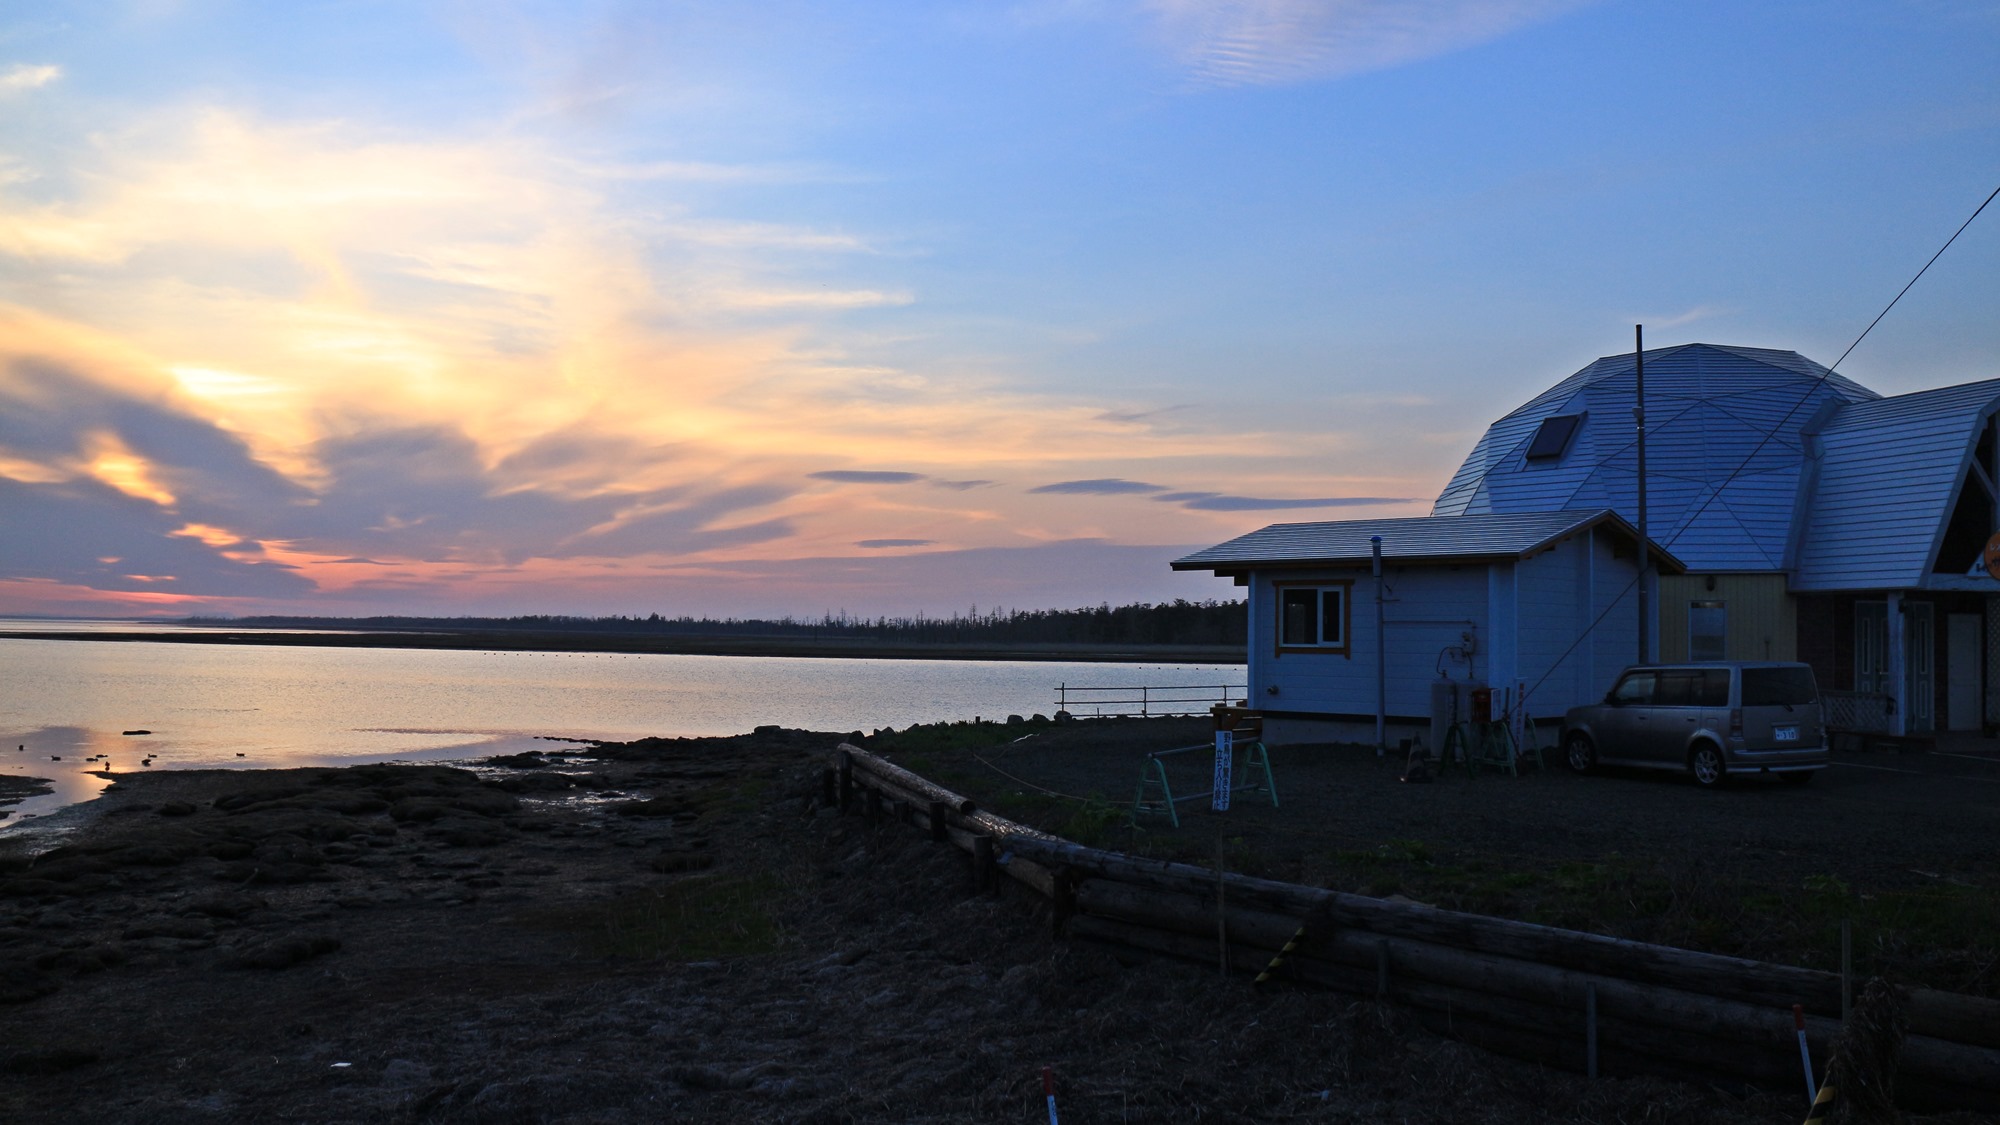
left=1518, top=180, right=2000, bottom=714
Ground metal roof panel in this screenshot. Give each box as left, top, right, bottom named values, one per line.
left=1172, top=509, right=1685, bottom=572
left=1792, top=379, right=2000, bottom=590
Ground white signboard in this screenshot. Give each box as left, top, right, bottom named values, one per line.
left=1212, top=731, right=1233, bottom=811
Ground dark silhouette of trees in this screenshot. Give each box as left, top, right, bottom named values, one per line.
left=188, top=599, right=1246, bottom=647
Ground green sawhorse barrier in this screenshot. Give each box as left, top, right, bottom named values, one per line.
left=1443, top=721, right=1546, bottom=778
left=1132, top=740, right=1278, bottom=828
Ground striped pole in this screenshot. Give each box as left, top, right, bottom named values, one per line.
left=1042, top=1065, right=1058, bottom=1125
left=1255, top=925, right=1307, bottom=985
left=1793, top=1004, right=1815, bottom=1103
left=1802, top=1083, right=1836, bottom=1124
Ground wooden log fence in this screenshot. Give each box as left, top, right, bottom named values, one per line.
left=832, top=745, right=2000, bottom=1110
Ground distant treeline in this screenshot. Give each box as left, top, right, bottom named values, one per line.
left=186, top=599, right=1248, bottom=647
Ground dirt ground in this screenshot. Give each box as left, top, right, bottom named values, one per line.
left=0, top=724, right=1990, bottom=1123
left=883, top=717, right=2000, bottom=997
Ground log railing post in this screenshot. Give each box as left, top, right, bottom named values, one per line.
left=928, top=800, right=947, bottom=843
left=1585, top=981, right=1598, bottom=1079
left=865, top=787, right=883, bottom=825
left=973, top=835, right=995, bottom=893
left=1052, top=866, right=1077, bottom=936
left=1840, top=919, right=1852, bottom=1023
left=891, top=799, right=910, bottom=826
left=838, top=751, right=854, bottom=813
left=819, top=767, right=836, bottom=809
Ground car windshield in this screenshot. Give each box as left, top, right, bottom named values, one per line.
left=1742, top=666, right=1817, bottom=706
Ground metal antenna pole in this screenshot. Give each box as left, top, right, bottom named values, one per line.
left=1634, top=325, right=1650, bottom=664
left=1373, top=535, right=1386, bottom=756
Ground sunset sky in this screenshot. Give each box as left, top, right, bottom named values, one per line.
left=2, top=1, right=1996, bottom=619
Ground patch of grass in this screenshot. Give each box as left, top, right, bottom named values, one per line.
left=960, top=785, right=1132, bottom=851
left=717, top=775, right=770, bottom=816
left=872, top=717, right=1058, bottom=757
left=1290, top=843, right=2000, bottom=995
left=1049, top=796, right=1130, bottom=848
left=522, top=873, right=787, bottom=960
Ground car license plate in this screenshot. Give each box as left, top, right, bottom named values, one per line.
left=1774, top=725, right=1798, bottom=742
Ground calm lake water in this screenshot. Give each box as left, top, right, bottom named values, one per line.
left=0, top=622, right=1239, bottom=827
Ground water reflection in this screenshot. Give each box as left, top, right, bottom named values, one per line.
left=1, top=726, right=123, bottom=828
left=1, top=634, right=1241, bottom=825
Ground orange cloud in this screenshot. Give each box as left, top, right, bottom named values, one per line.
left=0, top=101, right=1427, bottom=614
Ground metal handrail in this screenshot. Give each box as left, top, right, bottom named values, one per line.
left=1054, top=682, right=1247, bottom=718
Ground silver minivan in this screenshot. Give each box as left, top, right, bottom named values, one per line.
left=1561, top=662, right=1828, bottom=788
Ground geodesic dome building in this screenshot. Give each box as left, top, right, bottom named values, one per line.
left=1431, top=344, right=1878, bottom=572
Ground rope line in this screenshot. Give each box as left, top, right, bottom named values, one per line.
left=967, top=750, right=1095, bottom=803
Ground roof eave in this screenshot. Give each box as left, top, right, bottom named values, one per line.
left=1534, top=509, right=1689, bottom=575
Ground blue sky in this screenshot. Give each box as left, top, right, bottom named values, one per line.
left=1, top=1, right=1995, bottom=617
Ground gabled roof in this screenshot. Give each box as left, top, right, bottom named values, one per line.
left=1791, top=378, right=2000, bottom=591
left=1171, top=509, right=1685, bottom=573
left=1433, top=344, right=1878, bottom=572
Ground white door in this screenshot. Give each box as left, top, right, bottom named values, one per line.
left=1906, top=603, right=1935, bottom=733
left=1948, top=613, right=1982, bottom=731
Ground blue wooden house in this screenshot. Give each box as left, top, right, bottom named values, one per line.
left=1176, top=344, right=2000, bottom=742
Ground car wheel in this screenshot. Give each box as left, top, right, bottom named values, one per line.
left=1688, top=743, right=1726, bottom=789
left=1563, top=731, right=1596, bottom=775
left=1779, top=770, right=1815, bottom=786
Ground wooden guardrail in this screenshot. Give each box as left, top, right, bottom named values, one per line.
left=829, top=744, right=2000, bottom=1111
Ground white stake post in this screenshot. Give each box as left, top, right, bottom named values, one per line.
left=1212, top=730, right=1233, bottom=811
left=1793, top=1004, right=1814, bottom=1103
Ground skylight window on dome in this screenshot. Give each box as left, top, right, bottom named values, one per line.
left=1525, top=413, right=1583, bottom=461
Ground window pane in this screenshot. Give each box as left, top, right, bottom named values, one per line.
left=1280, top=589, right=1317, bottom=646
left=1688, top=601, right=1726, bottom=661
left=1698, top=669, right=1731, bottom=708
left=1743, top=666, right=1817, bottom=706
left=1320, top=587, right=1343, bottom=646
left=1655, top=670, right=1698, bottom=706
left=1612, top=672, right=1655, bottom=704
left=1525, top=413, right=1583, bottom=460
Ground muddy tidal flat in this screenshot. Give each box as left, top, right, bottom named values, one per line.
left=0, top=724, right=1958, bottom=1124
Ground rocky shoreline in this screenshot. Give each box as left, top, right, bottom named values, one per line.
left=0, top=725, right=1966, bottom=1123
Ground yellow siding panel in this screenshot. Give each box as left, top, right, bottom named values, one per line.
left=1658, top=575, right=1795, bottom=661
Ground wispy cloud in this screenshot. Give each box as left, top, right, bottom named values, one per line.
left=725, top=288, right=914, bottom=310
left=1094, top=404, right=1192, bottom=425
left=569, top=159, right=838, bottom=185
left=855, top=538, right=934, bottom=549
left=1029, top=478, right=1170, bottom=495
left=1646, top=305, right=1731, bottom=330
left=1143, top=0, right=1589, bottom=88
left=808, top=472, right=995, bottom=491
left=0, top=64, right=61, bottom=92
left=809, top=470, right=927, bottom=484
left=1155, top=491, right=1413, bottom=511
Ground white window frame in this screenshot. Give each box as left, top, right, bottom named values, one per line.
left=1274, top=582, right=1352, bottom=656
